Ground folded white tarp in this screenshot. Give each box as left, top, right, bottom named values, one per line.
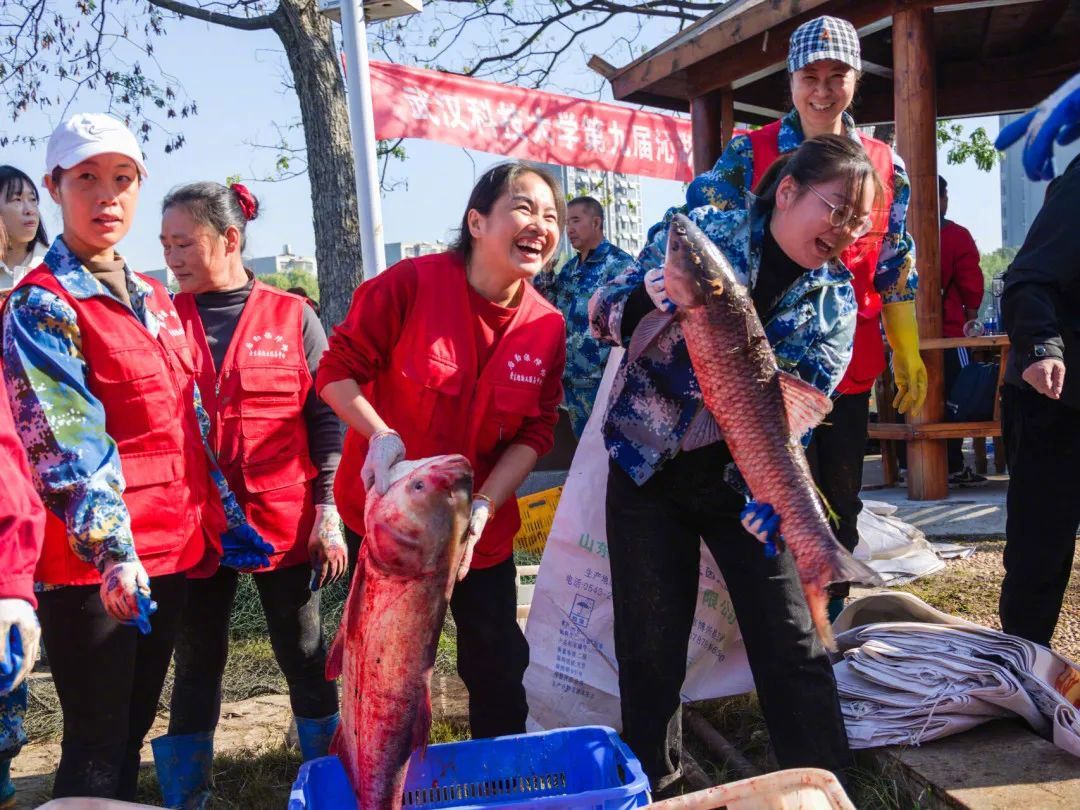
left=832, top=593, right=1080, bottom=756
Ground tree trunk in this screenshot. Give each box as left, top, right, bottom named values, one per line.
left=271, top=0, right=361, bottom=331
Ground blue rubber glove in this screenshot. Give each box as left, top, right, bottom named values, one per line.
left=221, top=521, right=275, bottom=571
left=996, top=73, right=1080, bottom=181
left=122, top=591, right=159, bottom=636
left=740, top=500, right=783, bottom=559
left=0, top=626, right=25, bottom=696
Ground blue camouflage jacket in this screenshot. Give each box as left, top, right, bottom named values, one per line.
left=2, top=238, right=250, bottom=577
left=534, top=239, right=634, bottom=387
left=589, top=204, right=856, bottom=485
left=679, top=109, right=917, bottom=306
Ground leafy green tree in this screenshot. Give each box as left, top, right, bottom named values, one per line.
left=258, top=269, right=320, bottom=303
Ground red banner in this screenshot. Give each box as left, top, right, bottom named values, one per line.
left=370, top=61, right=694, bottom=183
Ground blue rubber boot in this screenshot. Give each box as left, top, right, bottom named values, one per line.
left=151, top=731, right=214, bottom=809
left=827, top=596, right=846, bottom=624
left=295, top=713, right=340, bottom=761
left=0, top=759, right=14, bottom=809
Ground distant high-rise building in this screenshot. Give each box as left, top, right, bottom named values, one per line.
left=384, top=240, right=450, bottom=265
left=535, top=164, right=645, bottom=257
left=999, top=113, right=1080, bottom=249
left=249, top=244, right=318, bottom=278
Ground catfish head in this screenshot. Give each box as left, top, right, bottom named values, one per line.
left=664, top=213, right=741, bottom=310
left=363, top=454, right=473, bottom=579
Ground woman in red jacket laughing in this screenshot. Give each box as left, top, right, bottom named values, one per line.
left=317, top=162, right=567, bottom=739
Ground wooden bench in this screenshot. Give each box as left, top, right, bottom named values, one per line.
left=867, top=335, right=1010, bottom=486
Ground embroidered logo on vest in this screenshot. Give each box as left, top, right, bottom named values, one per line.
left=151, top=306, right=187, bottom=338
left=507, top=353, right=547, bottom=386
left=245, top=331, right=290, bottom=360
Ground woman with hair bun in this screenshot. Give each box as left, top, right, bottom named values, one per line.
left=153, top=181, right=345, bottom=807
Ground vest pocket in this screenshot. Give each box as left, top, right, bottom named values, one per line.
left=94, top=347, right=172, bottom=440
left=399, top=356, right=464, bottom=430
left=241, top=453, right=313, bottom=494
left=237, top=366, right=304, bottom=463
left=479, top=384, right=541, bottom=448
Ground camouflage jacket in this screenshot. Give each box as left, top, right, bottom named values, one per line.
left=534, top=239, right=635, bottom=387
left=589, top=204, right=856, bottom=485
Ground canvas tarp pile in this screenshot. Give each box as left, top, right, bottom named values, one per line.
left=832, top=592, right=1080, bottom=756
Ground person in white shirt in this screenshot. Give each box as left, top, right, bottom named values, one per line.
left=0, top=166, right=49, bottom=293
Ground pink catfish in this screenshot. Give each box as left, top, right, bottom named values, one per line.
left=327, top=454, right=473, bottom=809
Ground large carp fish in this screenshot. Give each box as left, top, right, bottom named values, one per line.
left=327, top=454, right=473, bottom=809
left=631, top=213, right=882, bottom=650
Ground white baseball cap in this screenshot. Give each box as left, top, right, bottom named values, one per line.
left=45, top=113, right=149, bottom=179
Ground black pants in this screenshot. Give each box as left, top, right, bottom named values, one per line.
left=806, top=392, right=869, bottom=601
left=169, top=564, right=337, bottom=734
left=606, top=447, right=852, bottom=788
left=1000, top=385, right=1080, bottom=646
left=344, top=526, right=529, bottom=739
left=38, top=573, right=187, bottom=800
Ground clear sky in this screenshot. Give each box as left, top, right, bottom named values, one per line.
left=3, top=8, right=1006, bottom=274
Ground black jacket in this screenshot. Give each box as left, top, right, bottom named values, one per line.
left=1002, top=153, right=1080, bottom=410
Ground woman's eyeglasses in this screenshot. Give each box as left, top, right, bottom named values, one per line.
left=806, top=185, right=874, bottom=238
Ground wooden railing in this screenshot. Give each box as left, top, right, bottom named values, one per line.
left=868, top=335, right=1009, bottom=489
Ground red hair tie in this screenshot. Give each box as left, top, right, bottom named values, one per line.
left=230, top=183, right=258, bottom=221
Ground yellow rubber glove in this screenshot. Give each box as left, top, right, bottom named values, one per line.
left=882, top=301, right=928, bottom=416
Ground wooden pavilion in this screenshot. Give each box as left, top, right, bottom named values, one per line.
left=602, top=0, right=1080, bottom=499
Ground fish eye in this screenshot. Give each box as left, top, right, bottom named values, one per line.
left=412, top=480, right=425, bottom=491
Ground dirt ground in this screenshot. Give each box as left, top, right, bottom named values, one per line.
left=12, top=541, right=1080, bottom=807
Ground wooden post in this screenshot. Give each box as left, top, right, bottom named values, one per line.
left=691, top=89, right=729, bottom=175
left=893, top=6, right=947, bottom=500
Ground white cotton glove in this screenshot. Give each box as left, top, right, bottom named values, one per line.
left=644, top=266, right=675, bottom=313
left=457, top=495, right=493, bottom=582
left=361, top=430, right=406, bottom=495
left=0, top=598, right=40, bottom=692
left=99, top=559, right=152, bottom=626
left=308, top=503, right=348, bottom=590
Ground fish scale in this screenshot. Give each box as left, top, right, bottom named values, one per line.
left=664, top=214, right=882, bottom=651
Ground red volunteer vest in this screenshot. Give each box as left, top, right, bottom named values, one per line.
left=749, top=121, right=896, bottom=394
left=335, top=253, right=565, bottom=569
left=174, top=281, right=317, bottom=572
left=13, top=266, right=214, bottom=586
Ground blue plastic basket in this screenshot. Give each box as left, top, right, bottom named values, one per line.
left=289, top=725, right=651, bottom=809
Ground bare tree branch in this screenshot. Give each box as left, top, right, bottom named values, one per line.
left=146, top=0, right=274, bottom=31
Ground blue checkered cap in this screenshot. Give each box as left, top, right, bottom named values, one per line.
left=787, top=15, right=862, bottom=73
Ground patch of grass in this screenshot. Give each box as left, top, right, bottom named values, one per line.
left=429, top=718, right=470, bottom=744
left=894, top=540, right=1003, bottom=623
left=136, top=743, right=301, bottom=810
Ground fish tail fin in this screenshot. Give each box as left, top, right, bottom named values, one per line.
left=830, top=546, right=884, bottom=588
left=805, top=586, right=837, bottom=652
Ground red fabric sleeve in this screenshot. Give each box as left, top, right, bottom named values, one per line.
left=511, top=334, right=566, bottom=458
left=315, top=260, right=418, bottom=393
left=952, top=225, right=986, bottom=311
left=0, top=383, right=45, bottom=607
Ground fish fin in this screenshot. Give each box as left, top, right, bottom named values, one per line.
left=627, top=309, right=676, bottom=362
left=777, top=371, right=833, bottom=437
left=326, top=562, right=365, bottom=681
left=412, top=685, right=433, bottom=753
left=681, top=407, right=724, bottom=451
left=829, top=546, right=884, bottom=589
left=804, top=587, right=836, bottom=652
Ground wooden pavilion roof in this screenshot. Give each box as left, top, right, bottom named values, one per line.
left=608, top=0, right=1080, bottom=125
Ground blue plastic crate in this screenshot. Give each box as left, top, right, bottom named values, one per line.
left=289, top=725, right=651, bottom=809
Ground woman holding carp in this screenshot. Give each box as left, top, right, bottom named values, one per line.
left=589, top=14, right=926, bottom=797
